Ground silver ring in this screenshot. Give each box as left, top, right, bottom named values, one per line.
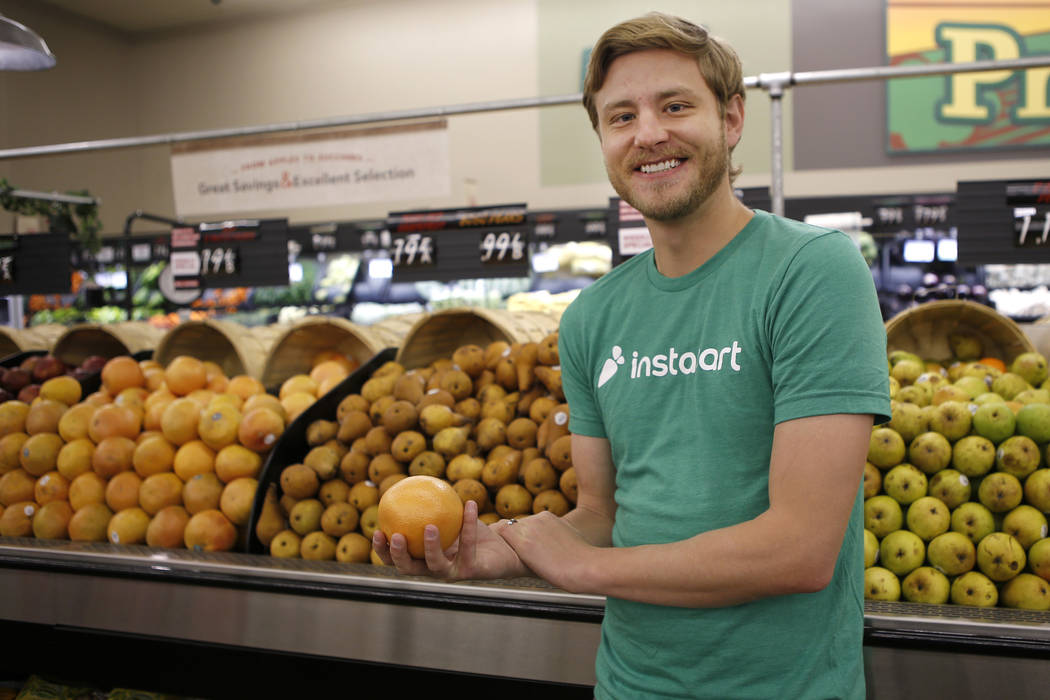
left=506, top=518, right=518, bottom=525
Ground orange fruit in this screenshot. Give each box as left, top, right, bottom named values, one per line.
left=242, top=394, right=286, bottom=421
left=101, top=356, right=146, bottom=395
left=214, top=444, right=262, bottom=483
left=34, top=470, right=69, bottom=506
left=164, top=355, right=208, bottom=396
left=979, top=357, right=1007, bottom=373
left=0, top=401, right=30, bottom=437
left=173, top=440, right=216, bottom=482
left=160, top=397, right=201, bottom=446
left=56, top=438, right=95, bottom=481
left=57, top=403, right=98, bottom=442
left=39, top=375, right=82, bottom=406
left=139, top=472, right=184, bottom=515
left=279, top=374, right=318, bottom=400
left=237, top=407, right=285, bottom=453
left=0, top=432, right=29, bottom=474
left=280, top=392, right=315, bottom=424
left=309, top=360, right=350, bottom=389
left=88, top=403, right=141, bottom=443
left=69, top=471, right=107, bottom=511
left=132, top=434, right=177, bottom=478
left=376, top=475, right=464, bottom=559
left=227, top=375, right=265, bottom=401
left=92, top=436, right=137, bottom=479
left=19, top=432, right=64, bottom=477
left=114, top=386, right=150, bottom=413
left=142, top=366, right=167, bottom=392
left=197, top=402, right=242, bottom=451
left=105, top=470, right=142, bottom=512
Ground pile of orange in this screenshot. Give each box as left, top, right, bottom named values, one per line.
left=258, top=332, right=573, bottom=565
left=0, top=352, right=299, bottom=551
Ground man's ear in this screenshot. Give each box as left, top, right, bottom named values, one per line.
left=724, top=93, right=745, bottom=148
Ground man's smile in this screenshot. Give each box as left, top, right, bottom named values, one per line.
left=636, top=157, right=686, bottom=175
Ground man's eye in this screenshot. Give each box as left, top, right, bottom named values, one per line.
left=667, top=103, right=686, bottom=113
left=612, top=113, right=634, bottom=124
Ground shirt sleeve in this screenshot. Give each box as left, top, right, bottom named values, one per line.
left=767, top=231, right=891, bottom=426
left=558, top=296, right=608, bottom=438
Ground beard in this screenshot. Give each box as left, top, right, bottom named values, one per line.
left=607, top=130, right=729, bottom=222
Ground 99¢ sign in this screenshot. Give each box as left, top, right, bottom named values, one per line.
left=480, top=231, right=525, bottom=264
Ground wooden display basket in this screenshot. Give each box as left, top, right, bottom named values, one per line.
left=885, top=299, right=1035, bottom=365
left=154, top=319, right=274, bottom=380
left=260, top=315, right=409, bottom=390
left=395, top=307, right=560, bottom=369
left=50, top=322, right=165, bottom=366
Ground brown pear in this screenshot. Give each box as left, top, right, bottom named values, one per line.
left=254, top=485, right=285, bottom=547
left=336, top=394, right=370, bottom=423
left=303, top=445, right=341, bottom=481
left=390, top=430, right=426, bottom=464
left=453, top=478, right=489, bottom=511
left=367, top=453, right=404, bottom=485
left=392, top=371, right=426, bottom=404
left=475, top=417, right=508, bottom=452
left=446, top=454, right=485, bottom=482
left=495, top=483, right=533, bottom=518
left=305, top=419, right=338, bottom=446
left=548, top=434, right=573, bottom=471
left=418, top=389, right=456, bottom=410
left=320, top=502, right=359, bottom=538
left=533, top=489, right=571, bottom=516
left=280, top=463, right=320, bottom=500
left=432, top=426, right=471, bottom=459
left=337, top=409, right=373, bottom=443
left=339, top=450, right=370, bottom=484
left=408, top=450, right=446, bottom=478
left=484, top=341, right=512, bottom=370
left=381, top=400, right=419, bottom=436
left=368, top=395, right=396, bottom=424
left=523, top=458, right=559, bottom=495
left=537, top=332, right=559, bottom=366
left=506, top=417, right=539, bottom=449
left=560, top=467, right=578, bottom=503
left=318, top=479, right=350, bottom=507
left=452, top=344, right=486, bottom=378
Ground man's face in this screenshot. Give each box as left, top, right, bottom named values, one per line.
left=593, top=49, right=740, bottom=222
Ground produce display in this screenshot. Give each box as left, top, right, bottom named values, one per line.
left=0, top=353, right=108, bottom=403
left=870, top=335, right=1050, bottom=609
left=256, top=332, right=572, bottom=564
left=0, top=349, right=359, bottom=551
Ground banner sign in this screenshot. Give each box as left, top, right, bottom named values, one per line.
left=170, top=121, right=451, bottom=217
left=886, top=0, right=1050, bottom=154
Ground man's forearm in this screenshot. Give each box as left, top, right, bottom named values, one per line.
left=562, top=502, right=615, bottom=547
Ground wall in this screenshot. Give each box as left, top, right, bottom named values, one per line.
left=0, top=0, right=1046, bottom=236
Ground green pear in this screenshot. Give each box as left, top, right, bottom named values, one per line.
left=915, top=372, right=950, bottom=394
left=888, top=376, right=900, bottom=400
left=1001, top=504, right=1049, bottom=549
left=883, top=463, right=928, bottom=505
left=948, top=332, right=983, bottom=361
left=1010, top=352, right=1049, bottom=387
left=971, top=402, right=1016, bottom=444
left=930, top=385, right=972, bottom=407
left=972, top=391, right=1007, bottom=406
left=1014, top=389, right=1050, bottom=406
left=889, top=350, right=924, bottom=368
left=864, top=566, right=901, bottom=601
left=863, top=462, right=882, bottom=499
left=880, top=529, right=926, bottom=577
left=927, top=531, right=976, bottom=576
left=890, top=359, right=924, bottom=386
left=1026, top=537, right=1050, bottom=581
left=926, top=400, right=972, bottom=441
left=908, top=432, right=953, bottom=474
left=951, top=501, right=996, bottom=545
left=1024, top=469, right=1050, bottom=513
left=996, top=435, right=1041, bottom=479
left=978, top=472, right=1024, bottom=513
left=896, top=384, right=931, bottom=407
left=928, top=468, right=972, bottom=508
left=953, top=376, right=989, bottom=399
left=868, top=427, right=907, bottom=469
left=961, top=361, right=1002, bottom=383
left=864, top=494, right=904, bottom=538
left=864, top=528, right=879, bottom=568
left=1000, top=572, right=1050, bottom=610
left=888, top=401, right=928, bottom=444
left=1015, top=402, right=1050, bottom=443
left=906, top=496, right=951, bottom=541
left=901, top=566, right=951, bottom=604
left=950, top=435, right=996, bottom=478
left=950, top=570, right=999, bottom=607
left=976, top=531, right=1026, bottom=582
left=992, top=372, right=1032, bottom=401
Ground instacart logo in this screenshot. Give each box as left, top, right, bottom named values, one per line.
left=598, top=341, right=743, bottom=388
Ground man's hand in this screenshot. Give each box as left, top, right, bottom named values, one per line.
left=499, top=510, right=594, bottom=593
left=371, top=500, right=528, bottom=580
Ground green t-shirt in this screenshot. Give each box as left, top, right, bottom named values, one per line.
left=558, top=209, right=890, bottom=700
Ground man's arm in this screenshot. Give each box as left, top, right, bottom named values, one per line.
left=500, top=412, right=872, bottom=607
left=560, top=434, right=617, bottom=547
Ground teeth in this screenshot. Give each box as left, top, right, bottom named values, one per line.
left=640, top=159, right=680, bottom=174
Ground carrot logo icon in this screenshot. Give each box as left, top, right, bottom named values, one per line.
left=598, top=346, right=625, bottom=388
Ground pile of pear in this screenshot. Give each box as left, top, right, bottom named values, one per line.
left=868, top=334, right=1050, bottom=609
left=256, top=331, right=577, bottom=564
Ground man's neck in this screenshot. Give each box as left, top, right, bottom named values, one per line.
left=647, top=185, right=754, bottom=278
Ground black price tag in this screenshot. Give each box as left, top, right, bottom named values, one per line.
left=200, top=246, right=239, bottom=276
left=0, top=254, right=14, bottom=284
left=1014, top=206, right=1050, bottom=247
left=479, top=231, right=526, bottom=264
left=391, top=232, right=436, bottom=267
left=875, top=206, right=905, bottom=227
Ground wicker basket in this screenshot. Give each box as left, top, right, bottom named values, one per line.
left=16, top=324, right=67, bottom=352
left=154, top=319, right=272, bottom=379
left=51, top=322, right=165, bottom=366
left=885, top=300, right=1035, bottom=364
left=395, top=307, right=560, bottom=369
left=260, top=315, right=404, bottom=389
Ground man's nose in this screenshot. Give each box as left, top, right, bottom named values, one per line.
left=633, top=110, right=669, bottom=148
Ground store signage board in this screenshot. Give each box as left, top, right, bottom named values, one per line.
left=956, top=178, right=1050, bottom=264
left=168, top=219, right=289, bottom=300
left=0, top=233, right=71, bottom=294
left=885, top=0, right=1050, bottom=154
left=610, top=198, right=652, bottom=265
left=170, top=121, right=451, bottom=217
left=384, top=204, right=529, bottom=282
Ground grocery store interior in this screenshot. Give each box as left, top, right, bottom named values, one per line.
left=0, top=0, right=1049, bottom=697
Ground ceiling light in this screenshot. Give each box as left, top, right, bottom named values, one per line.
left=0, top=14, right=55, bottom=70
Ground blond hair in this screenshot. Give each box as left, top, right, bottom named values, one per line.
left=582, top=12, right=746, bottom=129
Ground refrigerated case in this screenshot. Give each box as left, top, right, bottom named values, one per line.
left=2, top=538, right=1050, bottom=699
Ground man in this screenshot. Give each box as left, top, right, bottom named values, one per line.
left=374, top=12, right=889, bottom=699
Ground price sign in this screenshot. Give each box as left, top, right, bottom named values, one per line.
left=957, top=180, right=1050, bottom=264
left=391, top=232, right=436, bottom=267
left=200, top=246, right=239, bottom=276
left=480, top=231, right=525, bottom=263
left=1014, top=207, right=1050, bottom=246
left=0, top=255, right=14, bottom=284
left=0, top=233, right=72, bottom=294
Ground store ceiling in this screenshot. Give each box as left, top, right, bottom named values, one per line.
left=34, top=0, right=348, bottom=35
